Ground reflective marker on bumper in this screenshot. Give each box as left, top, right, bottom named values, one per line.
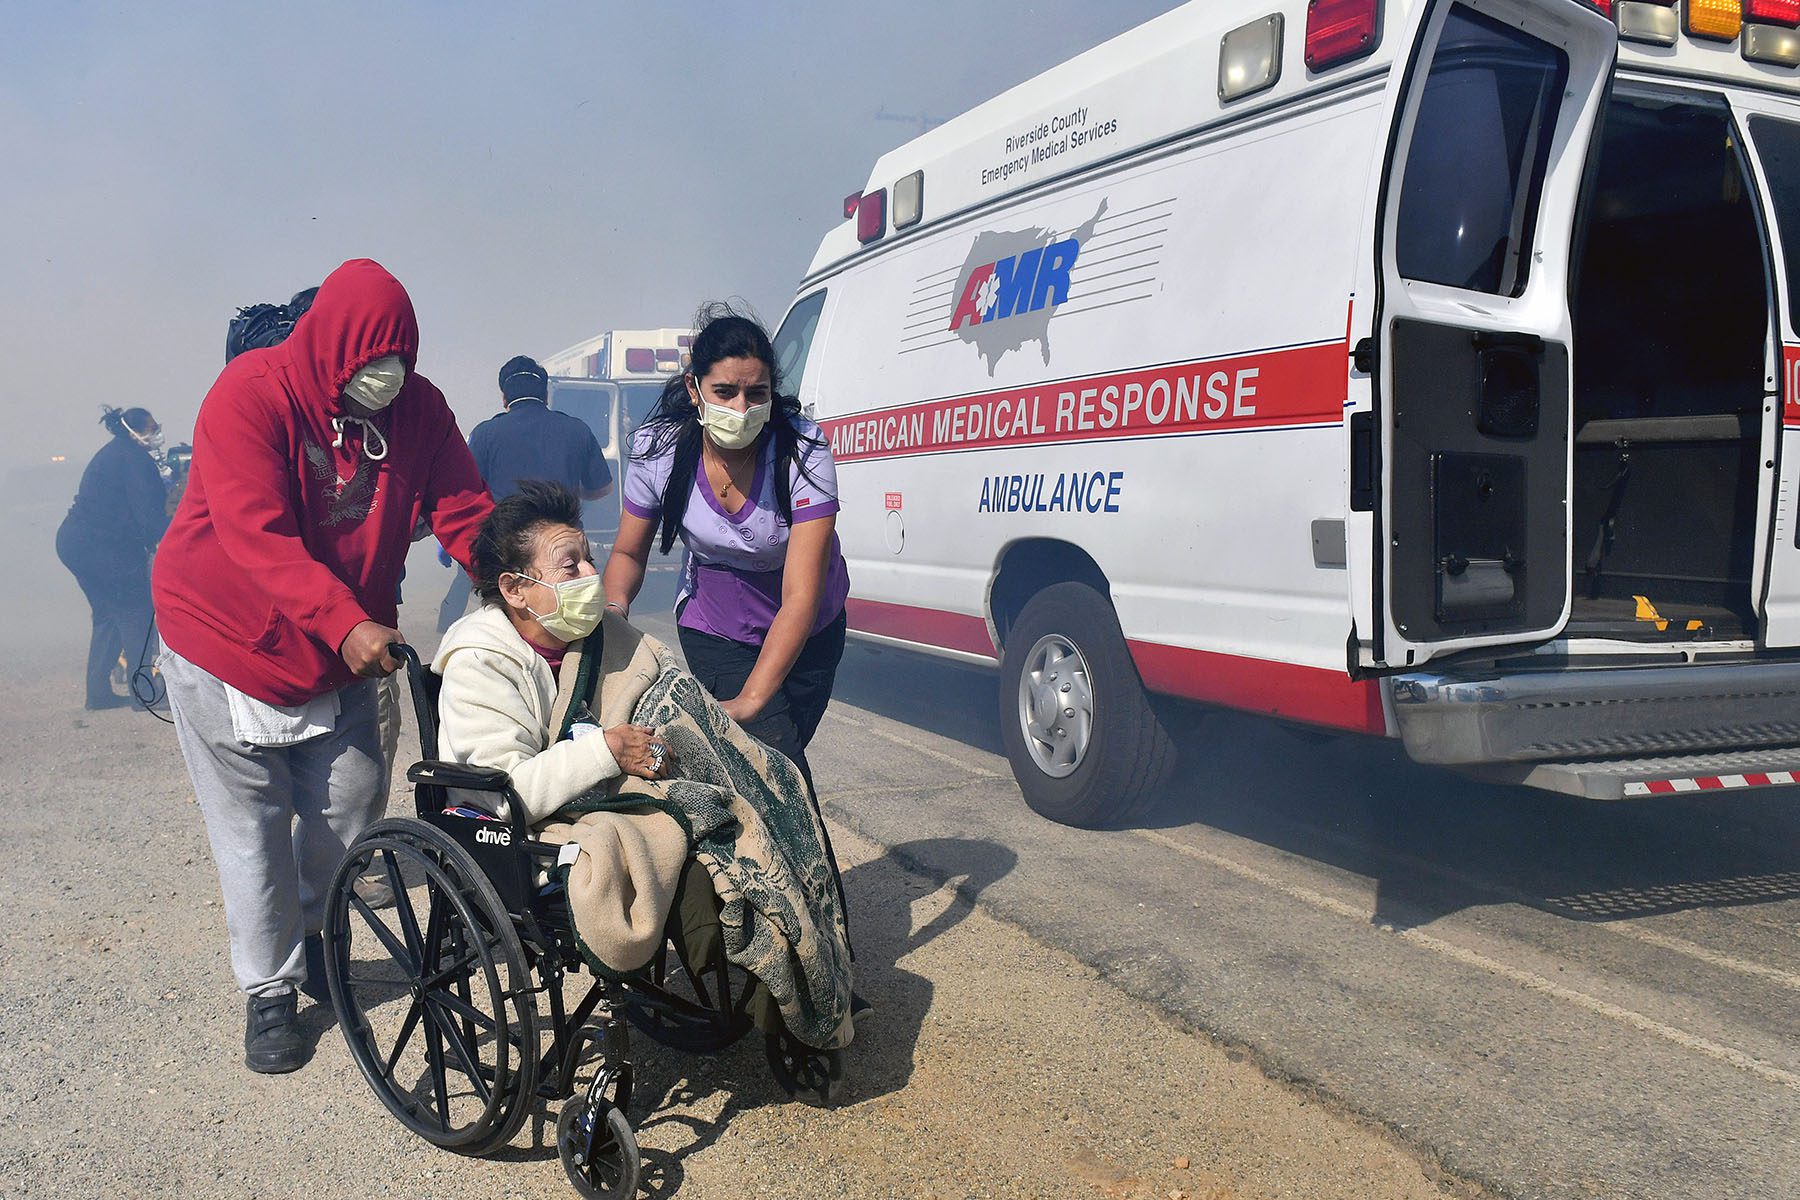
left=1626, top=771, right=1798, bottom=795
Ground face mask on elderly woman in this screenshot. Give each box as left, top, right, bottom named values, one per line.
left=515, top=571, right=606, bottom=642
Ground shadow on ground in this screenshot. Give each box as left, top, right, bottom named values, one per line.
left=828, top=640, right=1800, bottom=934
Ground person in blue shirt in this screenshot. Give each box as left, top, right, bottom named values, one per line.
left=56, top=406, right=172, bottom=709
left=438, top=356, right=613, bottom=630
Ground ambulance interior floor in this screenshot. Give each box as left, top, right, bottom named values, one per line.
left=1564, top=590, right=1754, bottom=641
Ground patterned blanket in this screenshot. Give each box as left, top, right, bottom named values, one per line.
left=551, top=612, right=854, bottom=1051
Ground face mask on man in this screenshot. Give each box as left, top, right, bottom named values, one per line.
left=515, top=571, right=606, bottom=641
left=698, top=399, right=771, bottom=451
left=344, top=354, right=407, bottom=412
left=130, top=426, right=164, bottom=454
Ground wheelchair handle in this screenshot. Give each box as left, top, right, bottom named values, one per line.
left=389, top=642, right=421, bottom=673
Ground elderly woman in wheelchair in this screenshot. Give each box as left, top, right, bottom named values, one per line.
left=319, top=481, right=856, bottom=1197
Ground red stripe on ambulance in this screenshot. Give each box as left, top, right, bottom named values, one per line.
left=822, top=341, right=1348, bottom=464
left=1126, top=640, right=1387, bottom=735
left=842, top=598, right=1387, bottom=735
left=844, top=598, right=996, bottom=657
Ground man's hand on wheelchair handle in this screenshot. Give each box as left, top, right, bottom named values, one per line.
left=341, top=621, right=404, bottom=678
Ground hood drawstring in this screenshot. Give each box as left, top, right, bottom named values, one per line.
left=331, top=415, right=389, bottom=462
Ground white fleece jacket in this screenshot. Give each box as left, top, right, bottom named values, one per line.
left=432, top=604, right=621, bottom=823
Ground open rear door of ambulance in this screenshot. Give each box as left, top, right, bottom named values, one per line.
left=1740, top=105, right=1800, bottom=647
left=1350, top=0, right=1617, bottom=670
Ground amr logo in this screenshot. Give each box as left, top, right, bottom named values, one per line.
left=474, top=825, right=512, bottom=847
left=945, top=199, right=1108, bottom=374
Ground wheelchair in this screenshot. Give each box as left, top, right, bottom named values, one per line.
left=321, top=646, right=840, bottom=1197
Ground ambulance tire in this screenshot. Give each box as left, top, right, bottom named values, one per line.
left=999, top=582, right=1173, bottom=828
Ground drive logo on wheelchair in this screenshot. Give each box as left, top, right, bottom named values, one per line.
left=474, top=825, right=512, bottom=847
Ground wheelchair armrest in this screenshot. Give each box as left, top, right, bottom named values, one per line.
left=408, top=760, right=513, bottom=792
left=407, top=760, right=535, bottom=849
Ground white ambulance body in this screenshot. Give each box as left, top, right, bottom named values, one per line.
left=540, top=328, right=690, bottom=543
left=772, top=0, right=1800, bottom=826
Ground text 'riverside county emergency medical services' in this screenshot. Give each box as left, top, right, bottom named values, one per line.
left=984, top=106, right=1122, bottom=188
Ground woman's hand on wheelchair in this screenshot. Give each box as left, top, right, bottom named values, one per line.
left=606, top=723, right=672, bottom=779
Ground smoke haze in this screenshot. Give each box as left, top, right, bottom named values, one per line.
left=2, top=1, right=1171, bottom=476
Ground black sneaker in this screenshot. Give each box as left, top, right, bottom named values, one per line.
left=244, top=992, right=307, bottom=1074
left=300, top=933, right=330, bottom=1006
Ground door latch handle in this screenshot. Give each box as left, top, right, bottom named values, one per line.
left=1471, top=330, right=1544, bottom=354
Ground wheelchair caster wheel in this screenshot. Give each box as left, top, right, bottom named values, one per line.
left=557, top=1100, right=639, bottom=1198
left=765, top=1030, right=842, bottom=1108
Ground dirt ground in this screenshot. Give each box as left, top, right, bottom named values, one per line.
left=0, top=527, right=1476, bottom=1199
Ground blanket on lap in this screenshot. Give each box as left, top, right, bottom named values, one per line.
left=541, top=611, right=855, bottom=1052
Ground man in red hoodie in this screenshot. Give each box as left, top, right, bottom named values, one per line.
left=153, top=259, right=493, bottom=1073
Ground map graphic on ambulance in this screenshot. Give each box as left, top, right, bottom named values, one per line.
left=946, top=199, right=1108, bottom=374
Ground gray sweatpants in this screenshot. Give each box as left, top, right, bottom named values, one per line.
left=161, top=649, right=385, bottom=998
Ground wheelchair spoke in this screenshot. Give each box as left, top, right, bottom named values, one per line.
left=419, top=941, right=497, bottom=994
left=426, top=985, right=497, bottom=1032
left=682, top=959, right=718, bottom=1011
left=423, top=997, right=493, bottom=1106
left=423, top=997, right=452, bottom=1128
left=350, top=889, right=417, bottom=974
left=388, top=848, right=428, bottom=967
left=381, top=996, right=426, bottom=1079
left=392, top=849, right=430, bottom=971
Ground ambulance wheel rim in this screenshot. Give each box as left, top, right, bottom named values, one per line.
left=1018, top=633, right=1094, bottom=778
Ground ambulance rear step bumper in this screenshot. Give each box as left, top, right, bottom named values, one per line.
left=1389, top=660, right=1800, bottom=765
left=1459, top=749, right=1800, bottom=801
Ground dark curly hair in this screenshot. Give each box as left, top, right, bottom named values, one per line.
left=632, top=301, right=828, bottom=555
left=470, top=479, right=584, bottom=602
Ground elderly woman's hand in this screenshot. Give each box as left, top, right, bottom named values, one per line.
left=605, top=723, right=673, bottom=779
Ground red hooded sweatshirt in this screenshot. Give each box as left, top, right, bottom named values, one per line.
left=153, top=259, right=494, bottom=706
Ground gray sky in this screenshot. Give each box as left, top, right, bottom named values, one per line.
left=2, top=1, right=1174, bottom=478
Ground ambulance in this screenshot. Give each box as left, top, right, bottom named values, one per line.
left=540, top=328, right=690, bottom=543
left=771, top=0, right=1800, bottom=826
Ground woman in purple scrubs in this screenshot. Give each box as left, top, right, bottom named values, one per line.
left=601, top=307, right=850, bottom=794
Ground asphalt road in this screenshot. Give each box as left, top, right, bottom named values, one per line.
left=620, top=560, right=1800, bottom=1200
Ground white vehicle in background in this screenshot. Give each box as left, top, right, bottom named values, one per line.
left=772, top=0, right=1800, bottom=827
left=540, top=328, right=691, bottom=544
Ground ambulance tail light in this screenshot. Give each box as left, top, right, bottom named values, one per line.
left=1686, top=0, right=1743, bottom=40
left=1617, top=0, right=1678, bottom=45
left=677, top=335, right=694, bottom=349
left=654, top=348, right=682, bottom=372
left=1748, top=0, right=1800, bottom=18
left=857, top=187, right=886, bottom=244
left=843, top=191, right=862, bottom=219
left=1588, top=0, right=1613, bottom=15
left=1305, top=0, right=1379, bottom=71
left=624, top=348, right=656, bottom=373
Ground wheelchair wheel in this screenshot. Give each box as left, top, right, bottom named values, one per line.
left=624, top=937, right=754, bottom=1054
left=557, top=1099, right=640, bottom=1198
left=325, top=817, right=540, bottom=1155
left=765, top=1029, right=842, bottom=1109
